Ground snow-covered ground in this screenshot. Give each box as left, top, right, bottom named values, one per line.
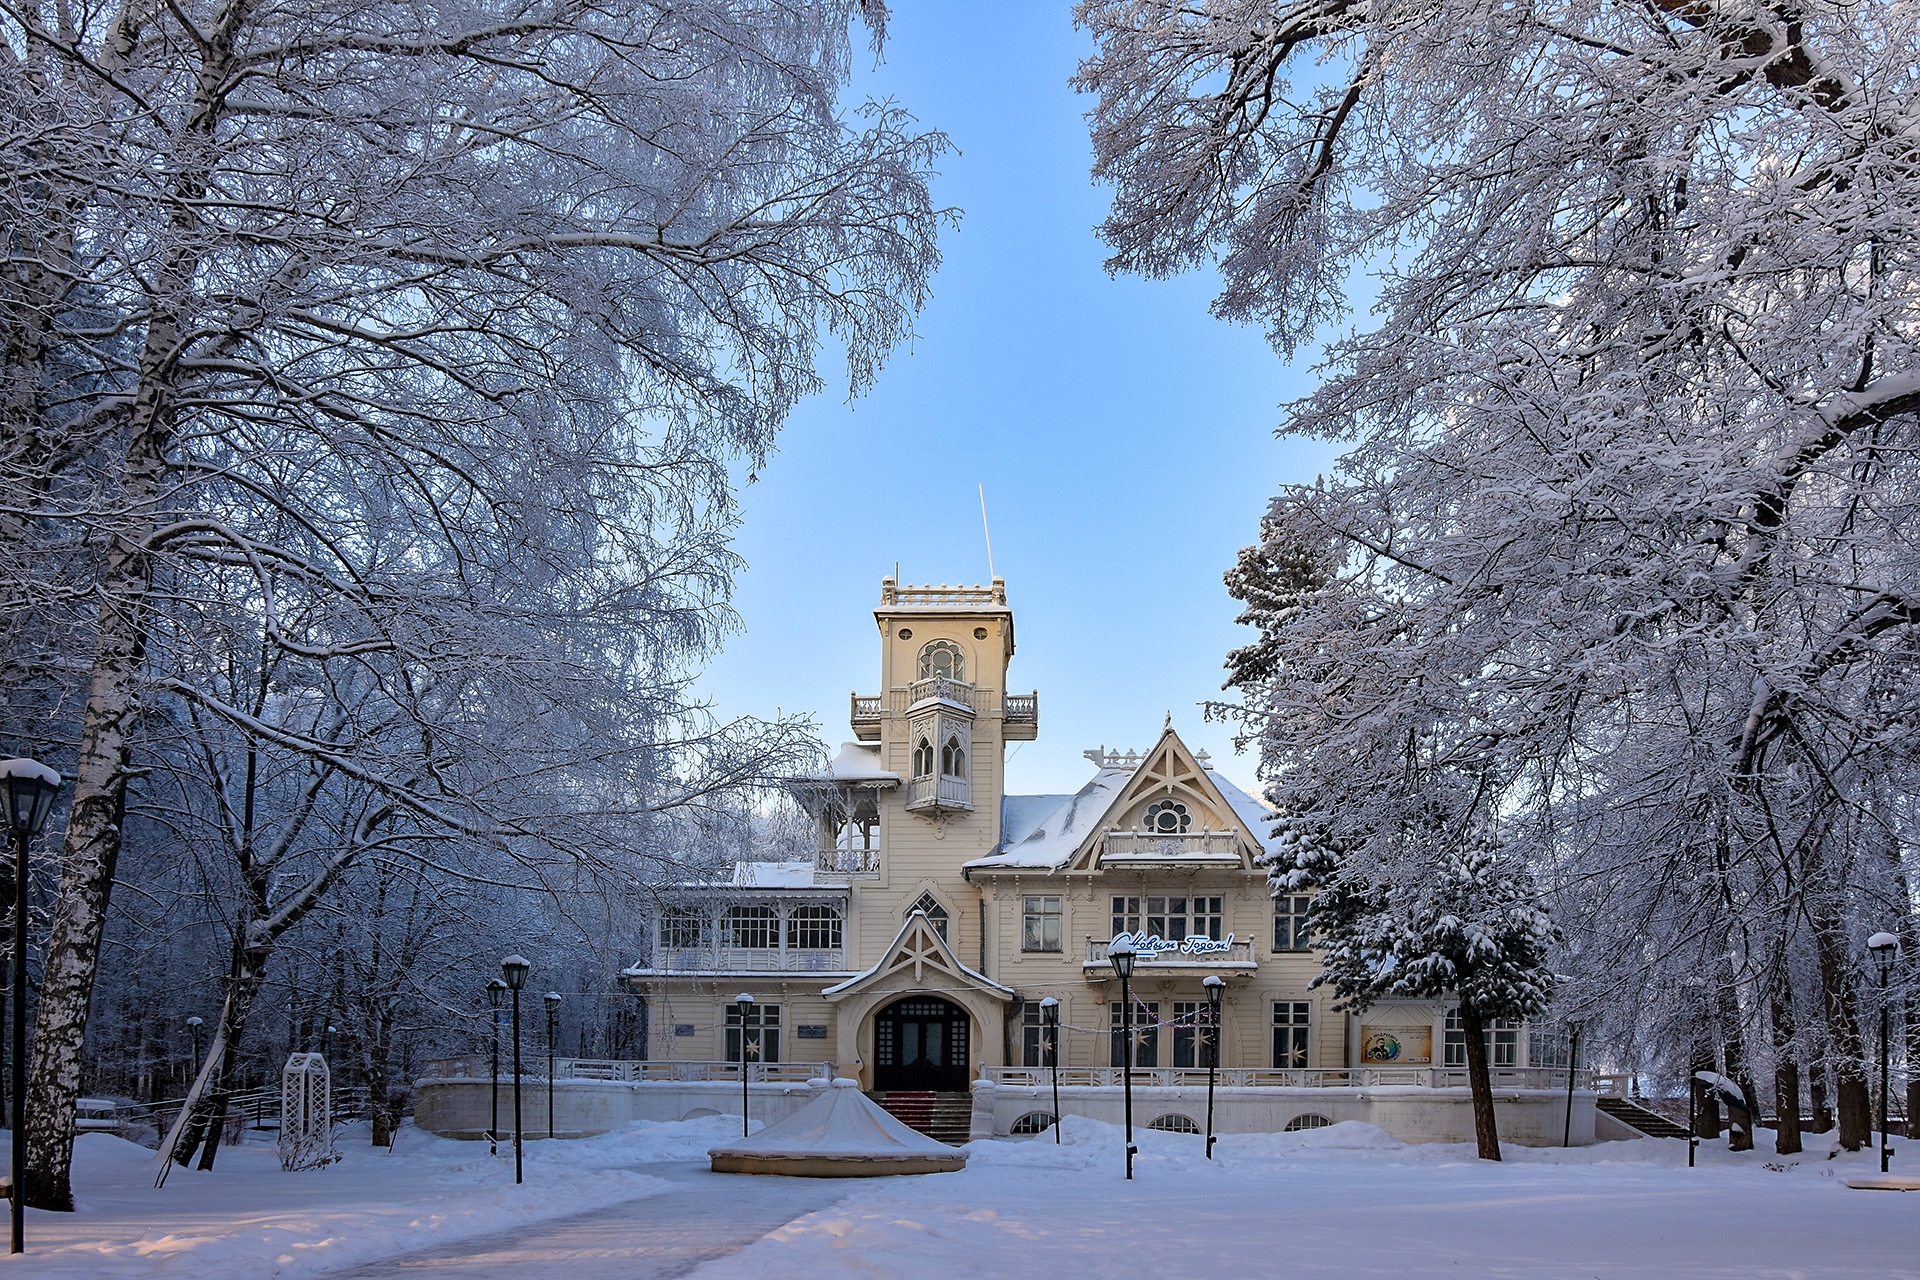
left=9, top=1118, right=1920, bottom=1278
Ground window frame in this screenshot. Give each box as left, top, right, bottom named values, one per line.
left=659, top=905, right=709, bottom=951
left=725, top=1002, right=781, bottom=1064
left=1273, top=894, right=1313, bottom=952
left=917, top=639, right=967, bottom=682
left=784, top=904, right=842, bottom=951
left=1110, top=1000, right=1160, bottom=1068
left=1273, top=1000, right=1311, bottom=1069
left=722, top=904, right=778, bottom=949
left=1021, top=895, right=1062, bottom=953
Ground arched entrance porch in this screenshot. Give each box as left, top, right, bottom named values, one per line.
left=873, top=995, right=971, bottom=1092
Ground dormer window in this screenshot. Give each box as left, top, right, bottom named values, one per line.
left=917, top=640, right=966, bottom=682
left=940, top=734, right=967, bottom=779
left=1144, top=799, right=1191, bottom=833
left=912, top=736, right=934, bottom=779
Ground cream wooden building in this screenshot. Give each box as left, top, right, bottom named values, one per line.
left=621, top=577, right=1550, bottom=1116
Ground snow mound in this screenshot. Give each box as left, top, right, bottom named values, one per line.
left=708, top=1078, right=966, bottom=1175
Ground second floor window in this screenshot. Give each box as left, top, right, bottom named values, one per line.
left=1111, top=895, right=1140, bottom=938
left=1146, top=895, right=1223, bottom=942
left=1274, top=894, right=1313, bottom=951
left=912, top=737, right=934, bottom=779
left=723, top=904, right=777, bottom=949
left=1022, top=896, right=1062, bottom=952
left=785, top=904, right=842, bottom=950
left=660, top=906, right=709, bottom=950
left=940, top=734, right=967, bottom=779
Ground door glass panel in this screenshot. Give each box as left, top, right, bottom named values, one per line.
left=903, top=1021, right=920, bottom=1064
left=926, top=1022, right=944, bottom=1066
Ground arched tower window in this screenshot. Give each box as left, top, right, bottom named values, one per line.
left=912, top=737, right=934, bottom=779
left=917, top=639, right=966, bottom=682
left=1144, top=799, right=1191, bottom=833
left=940, top=734, right=967, bottom=779
left=908, top=891, right=950, bottom=941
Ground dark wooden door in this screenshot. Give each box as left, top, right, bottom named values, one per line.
left=874, top=997, right=970, bottom=1091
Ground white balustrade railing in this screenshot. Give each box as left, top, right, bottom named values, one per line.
left=1101, top=831, right=1244, bottom=861
left=423, top=1057, right=836, bottom=1084
left=982, top=1065, right=1596, bottom=1090
left=648, top=946, right=847, bottom=973
left=815, top=846, right=880, bottom=878
left=850, top=693, right=884, bottom=723
left=1003, top=692, right=1039, bottom=723
left=908, top=676, right=975, bottom=712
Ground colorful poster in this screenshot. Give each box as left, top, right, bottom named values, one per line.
left=1360, top=1025, right=1433, bottom=1065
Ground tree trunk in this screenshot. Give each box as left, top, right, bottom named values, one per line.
left=1690, top=1040, right=1721, bottom=1140
left=1810, top=1064, right=1832, bottom=1132
left=187, top=944, right=268, bottom=1171
left=1811, top=922, right=1871, bottom=1150
left=1458, top=1000, right=1501, bottom=1161
left=1718, top=977, right=1756, bottom=1151
left=369, top=1006, right=394, bottom=1148
left=1770, top=992, right=1802, bottom=1155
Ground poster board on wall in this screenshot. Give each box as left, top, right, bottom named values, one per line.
left=1359, top=1025, right=1433, bottom=1065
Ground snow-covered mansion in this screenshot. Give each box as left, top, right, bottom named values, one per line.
left=593, top=578, right=1602, bottom=1144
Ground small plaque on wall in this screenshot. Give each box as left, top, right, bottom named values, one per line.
left=673, top=1024, right=696, bottom=1037
left=797, top=1024, right=829, bottom=1039
left=1360, top=1025, right=1433, bottom=1065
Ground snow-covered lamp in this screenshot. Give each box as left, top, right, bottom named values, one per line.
left=1869, top=931, right=1899, bottom=984
left=486, top=977, right=506, bottom=1008
left=500, top=954, right=531, bottom=990
left=543, top=991, right=562, bottom=1014
left=1107, top=935, right=1137, bottom=981
left=0, top=759, right=60, bottom=837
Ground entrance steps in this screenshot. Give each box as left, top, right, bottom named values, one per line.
left=869, top=1091, right=972, bottom=1146
left=1596, top=1095, right=1691, bottom=1139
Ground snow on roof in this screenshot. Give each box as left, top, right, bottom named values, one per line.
left=825, top=741, right=899, bottom=783
left=964, top=759, right=1283, bottom=873
left=1205, top=767, right=1284, bottom=856
left=728, top=860, right=819, bottom=889
left=964, top=766, right=1135, bottom=871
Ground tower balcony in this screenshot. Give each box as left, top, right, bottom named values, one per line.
left=908, top=676, right=975, bottom=713
left=906, top=775, right=973, bottom=814
left=851, top=693, right=884, bottom=741
left=1003, top=691, right=1038, bottom=740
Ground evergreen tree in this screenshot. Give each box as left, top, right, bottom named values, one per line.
left=1273, top=811, right=1561, bottom=1160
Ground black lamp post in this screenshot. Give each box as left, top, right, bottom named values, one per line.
left=2, top=756, right=61, bottom=1255
left=500, top=956, right=531, bottom=1184
left=735, top=993, right=755, bottom=1137
left=186, top=1016, right=203, bottom=1079
left=1563, top=1021, right=1581, bottom=1148
left=485, top=978, right=506, bottom=1156
left=543, top=992, right=561, bottom=1140
left=1870, top=931, right=1899, bottom=1174
left=1109, top=937, right=1138, bottom=1180
left=1039, top=997, right=1061, bottom=1145
left=1203, top=975, right=1224, bottom=1160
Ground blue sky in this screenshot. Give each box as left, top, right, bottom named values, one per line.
left=696, top=4, right=1339, bottom=797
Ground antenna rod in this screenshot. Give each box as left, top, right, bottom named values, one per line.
left=979, top=483, right=996, bottom=578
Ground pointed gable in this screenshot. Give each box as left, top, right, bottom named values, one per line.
left=965, top=725, right=1278, bottom=875
left=821, top=910, right=1013, bottom=1004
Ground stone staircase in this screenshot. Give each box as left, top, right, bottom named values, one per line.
left=1596, top=1095, right=1691, bottom=1139
left=870, top=1091, right=972, bottom=1146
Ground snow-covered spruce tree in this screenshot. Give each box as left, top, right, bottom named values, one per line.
left=1083, top=0, right=1920, bottom=1150
left=1, top=0, right=941, bottom=1208
left=1271, top=786, right=1560, bottom=1160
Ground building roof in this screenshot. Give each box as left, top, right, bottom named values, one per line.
left=964, top=737, right=1283, bottom=874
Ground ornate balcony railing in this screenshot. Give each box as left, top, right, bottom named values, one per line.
left=880, top=579, right=1005, bottom=607
left=1100, top=831, right=1244, bottom=862
left=850, top=693, right=884, bottom=739
left=815, top=846, right=880, bottom=881
left=646, top=946, right=847, bottom=973
left=1084, top=935, right=1256, bottom=967
left=907, top=676, right=974, bottom=712
left=422, top=1057, right=835, bottom=1084
left=906, top=775, right=972, bottom=812
left=981, top=1065, right=1594, bottom=1090
left=1004, top=691, right=1038, bottom=722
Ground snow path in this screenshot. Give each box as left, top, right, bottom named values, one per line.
left=329, top=1161, right=847, bottom=1280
